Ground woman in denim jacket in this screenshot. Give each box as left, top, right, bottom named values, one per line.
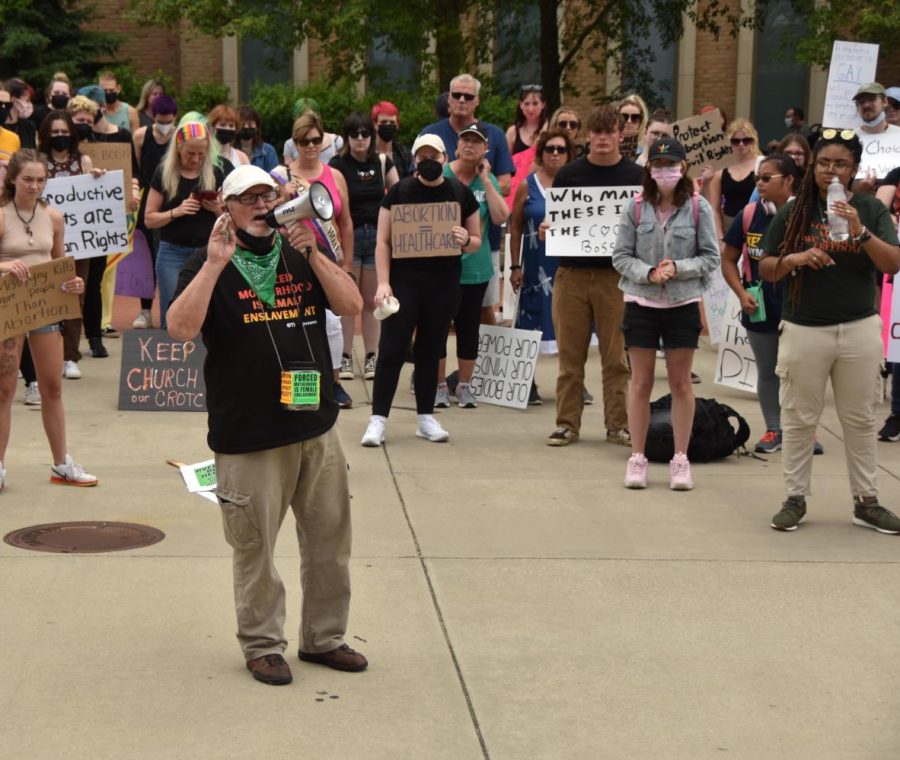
left=611, top=137, right=720, bottom=490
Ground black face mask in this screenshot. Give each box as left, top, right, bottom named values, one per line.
left=75, top=122, right=93, bottom=141
left=238, top=128, right=257, bottom=141
left=0, top=103, right=11, bottom=122
left=235, top=227, right=276, bottom=255
left=215, top=128, right=236, bottom=145
left=49, top=135, right=72, bottom=152
left=417, top=158, right=443, bottom=182
left=104, top=91, right=119, bottom=105
left=50, top=94, right=69, bottom=110
left=377, top=123, right=398, bottom=142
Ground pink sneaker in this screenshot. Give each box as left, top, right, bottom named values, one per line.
left=669, top=452, right=694, bottom=490
left=624, top=453, right=648, bottom=489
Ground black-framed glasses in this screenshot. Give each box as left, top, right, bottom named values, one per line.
left=542, top=145, right=568, bottom=154
left=520, top=84, right=543, bottom=94
left=296, top=135, right=324, bottom=147
left=231, top=190, right=278, bottom=205
left=450, top=91, right=477, bottom=102
left=755, top=173, right=784, bottom=183
left=620, top=112, right=642, bottom=123
left=820, top=128, right=855, bottom=141
left=730, top=137, right=754, bottom=146
left=350, top=131, right=371, bottom=140
left=557, top=120, right=579, bottom=130
left=815, top=158, right=853, bottom=171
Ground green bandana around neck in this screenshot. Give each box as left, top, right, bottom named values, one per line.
left=230, top=234, right=283, bottom=308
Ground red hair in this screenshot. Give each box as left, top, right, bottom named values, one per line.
left=371, top=100, right=400, bottom=125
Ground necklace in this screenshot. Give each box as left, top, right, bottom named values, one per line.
left=12, top=201, right=37, bottom=246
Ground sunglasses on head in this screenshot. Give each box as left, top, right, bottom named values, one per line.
left=296, top=135, right=324, bottom=147
left=730, top=136, right=754, bottom=146
left=820, top=128, right=855, bottom=141
left=620, top=112, right=642, bottom=123
left=542, top=145, right=568, bottom=154
left=450, top=91, right=476, bottom=102
left=557, top=120, right=579, bottom=130
left=520, top=84, right=543, bottom=94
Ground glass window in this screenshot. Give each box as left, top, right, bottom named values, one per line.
left=368, top=35, right=418, bottom=93
left=493, top=2, right=541, bottom=96
left=240, top=37, right=292, bottom=101
left=620, top=1, right=676, bottom=109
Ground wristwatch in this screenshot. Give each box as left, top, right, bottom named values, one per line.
left=853, top=225, right=872, bottom=244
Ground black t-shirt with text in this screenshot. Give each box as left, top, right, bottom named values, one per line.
left=151, top=164, right=226, bottom=248
left=552, top=156, right=645, bottom=269
left=381, top=174, right=480, bottom=280
left=172, top=239, right=338, bottom=454
left=329, top=153, right=394, bottom=227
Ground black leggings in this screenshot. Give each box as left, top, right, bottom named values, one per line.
left=440, top=281, right=489, bottom=361
left=372, top=271, right=460, bottom=417
left=83, top=256, right=105, bottom=340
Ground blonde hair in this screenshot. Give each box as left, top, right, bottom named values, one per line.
left=159, top=127, right=216, bottom=199
left=726, top=118, right=761, bottom=157
left=618, top=94, right=649, bottom=137
left=66, top=95, right=98, bottom=117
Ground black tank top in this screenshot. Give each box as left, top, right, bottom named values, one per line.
left=139, top=130, right=170, bottom=188
left=721, top=167, right=756, bottom=218
left=513, top=127, right=530, bottom=154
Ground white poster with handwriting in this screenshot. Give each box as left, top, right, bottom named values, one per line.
left=544, top=186, right=641, bottom=257
left=44, top=171, right=129, bottom=259
left=822, top=40, right=879, bottom=129
left=470, top=324, right=542, bottom=408
left=714, top=291, right=758, bottom=394
left=857, top=130, right=900, bottom=179
left=702, top=267, right=732, bottom=346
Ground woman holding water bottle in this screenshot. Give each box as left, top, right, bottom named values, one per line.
left=759, top=129, right=900, bottom=534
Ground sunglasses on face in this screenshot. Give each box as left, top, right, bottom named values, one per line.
left=296, top=135, right=324, bottom=147
left=820, top=128, right=855, bottom=141
left=350, top=131, right=371, bottom=140
left=557, top=120, right=579, bottom=130
left=543, top=145, right=567, bottom=154
left=232, top=190, right=278, bottom=205
left=815, top=158, right=853, bottom=171
left=730, top=137, right=754, bottom=146
left=755, top=173, right=784, bottom=183
left=450, top=91, right=477, bottom=102
left=620, top=112, right=642, bottom=123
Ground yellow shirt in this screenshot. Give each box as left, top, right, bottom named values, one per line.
left=0, top=127, right=21, bottom=164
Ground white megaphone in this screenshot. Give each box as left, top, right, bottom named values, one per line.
left=266, top=181, right=334, bottom=228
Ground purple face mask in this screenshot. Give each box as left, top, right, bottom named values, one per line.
left=650, top=166, right=683, bottom=190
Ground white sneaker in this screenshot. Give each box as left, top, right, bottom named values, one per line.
left=132, top=309, right=152, bottom=329
left=50, top=455, right=98, bottom=487
left=24, top=382, right=41, bottom=406
left=416, top=415, right=449, bottom=442
left=361, top=416, right=386, bottom=447
left=0, top=460, right=6, bottom=492
left=63, top=360, right=82, bottom=379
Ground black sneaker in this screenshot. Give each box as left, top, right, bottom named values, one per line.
left=333, top=383, right=353, bottom=409
left=878, top=414, right=900, bottom=442
left=89, top=337, right=108, bottom=358
left=852, top=496, right=900, bottom=534
left=771, top=495, right=807, bottom=531
left=528, top=382, right=543, bottom=406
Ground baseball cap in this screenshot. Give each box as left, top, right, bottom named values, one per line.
left=886, top=86, right=900, bottom=105
left=458, top=123, right=488, bottom=143
left=411, top=133, right=446, bottom=156
left=222, top=165, right=276, bottom=199
left=646, top=136, right=687, bottom=163
left=853, top=82, right=886, bottom=100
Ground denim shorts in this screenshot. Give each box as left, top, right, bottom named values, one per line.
left=353, top=225, right=376, bottom=270
left=621, top=301, right=702, bottom=350
left=29, top=322, right=61, bottom=335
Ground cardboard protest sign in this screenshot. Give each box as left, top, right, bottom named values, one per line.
left=857, top=130, right=900, bottom=179
left=118, top=329, right=207, bottom=412
left=714, top=291, right=758, bottom=394
left=822, top=41, right=879, bottom=130
left=701, top=267, right=733, bottom=345
left=390, top=202, right=460, bottom=258
left=0, top=257, right=79, bottom=340
left=115, top=229, right=155, bottom=299
left=469, top=324, right=542, bottom=408
left=79, top=142, right=133, bottom=212
left=671, top=110, right=731, bottom=179
left=544, top=186, right=641, bottom=257
left=44, top=171, right=129, bottom=259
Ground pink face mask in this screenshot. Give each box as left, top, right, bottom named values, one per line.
left=650, top=166, right=683, bottom=189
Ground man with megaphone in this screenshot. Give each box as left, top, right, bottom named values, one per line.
left=167, top=165, right=366, bottom=686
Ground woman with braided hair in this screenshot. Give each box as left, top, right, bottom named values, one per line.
left=759, top=129, right=900, bottom=533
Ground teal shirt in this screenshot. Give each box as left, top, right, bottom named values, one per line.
left=443, top=165, right=499, bottom=285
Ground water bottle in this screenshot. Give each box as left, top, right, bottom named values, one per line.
left=826, top=176, right=849, bottom=242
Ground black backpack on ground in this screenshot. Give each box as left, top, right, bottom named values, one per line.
left=645, top=394, right=751, bottom=463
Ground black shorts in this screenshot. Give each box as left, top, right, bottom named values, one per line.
left=621, top=301, right=702, bottom=350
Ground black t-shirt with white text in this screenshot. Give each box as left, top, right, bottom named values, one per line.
left=172, top=238, right=337, bottom=454
left=552, top=156, right=645, bottom=269
left=329, top=153, right=394, bottom=227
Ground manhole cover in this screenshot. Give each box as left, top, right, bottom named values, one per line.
left=4, top=522, right=165, bottom=554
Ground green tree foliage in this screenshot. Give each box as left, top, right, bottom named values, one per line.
left=0, top=0, right=122, bottom=91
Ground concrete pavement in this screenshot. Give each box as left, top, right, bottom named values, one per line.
left=1, top=315, right=899, bottom=759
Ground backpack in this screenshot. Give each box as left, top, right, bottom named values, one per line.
left=644, top=394, right=751, bottom=463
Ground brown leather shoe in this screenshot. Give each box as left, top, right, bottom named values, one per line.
left=246, top=653, right=293, bottom=685
left=298, top=643, right=368, bottom=672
